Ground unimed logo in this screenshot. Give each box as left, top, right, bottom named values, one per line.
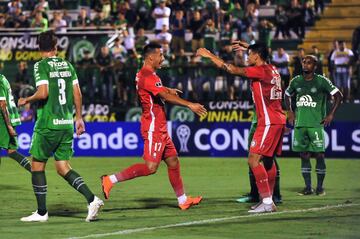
left=296, top=95, right=317, bottom=107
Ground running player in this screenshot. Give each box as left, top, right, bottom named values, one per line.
left=101, top=43, right=207, bottom=210
left=18, top=30, right=104, bottom=222
left=197, top=41, right=286, bottom=213
left=285, top=55, right=342, bottom=196
left=0, top=74, right=31, bottom=172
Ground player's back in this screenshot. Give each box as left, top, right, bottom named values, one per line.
left=0, top=74, right=21, bottom=126
left=33, top=57, right=77, bottom=130
left=135, top=66, right=167, bottom=134
left=247, top=64, right=286, bottom=126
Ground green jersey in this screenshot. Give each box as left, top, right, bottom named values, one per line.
left=285, top=74, right=339, bottom=127
left=33, top=57, right=78, bottom=130
left=0, top=74, right=21, bottom=126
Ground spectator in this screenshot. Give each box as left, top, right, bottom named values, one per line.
left=0, top=14, right=6, bottom=28
left=123, top=1, right=138, bottom=36
left=220, top=45, right=235, bottom=100
left=77, top=50, right=97, bottom=100
left=31, top=11, right=48, bottom=32
left=204, top=19, right=218, bottom=53
left=171, top=10, right=186, bottom=54
left=241, top=26, right=256, bottom=45
left=50, top=11, right=67, bottom=33
left=135, top=28, right=149, bottom=53
left=93, top=11, right=110, bottom=27
left=136, top=0, right=152, bottom=29
left=15, top=13, right=30, bottom=28
left=287, top=0, right=305, bottom=38
left=152, top=0, right=171, bottom=34
left=196, top=57, right=218, bottom=101
left=76, top=8, right=91, bottom=27
left=114, top=12, right=127, bottom=30
left=232, top=2, right=246, bottom=39
left=96, top=46, right=115, bottom=103
left=220, top=22, right=234, bottom=50
left=189, top=11, right=206, bottom=52
left=111, top=38, right=128, bottom=105
left=7, top=0, right=23, bottom=15
left=311, top=45, right=324, bottom=75
left=274, top=4, right=290, bottom=39
left=292, top=47, right=305, bottom=77
left=304, top=1, right=315, bottom=26
left=328, top=40, right=339, bottom=81
left=272, top=47, right=290, bottom=90
left=220, top=0, right=234, bottom=24
left=258, top=19, right=274, bottom=48
left=331, top=41, right=354, bottom=101
left=244, top=2, right=259, bottom=29
left=101, top=0, right=111, bottom=19
left=62, top=10, right=72, bottom=28
left=13, top=61, right=31, bottom=98
left=314, top=0, right=324, bottom=15
left=123, top=29, right=136, bottom=55
left=156, top=24, right=173, bottom=45
left=205, top=0, right=220, bottom=26
left=169, top=49, right=190, bottom=99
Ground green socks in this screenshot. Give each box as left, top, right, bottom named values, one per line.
left=32, top=171, right=47, bottom=216
left=8, top=151, right=31, bottom=172
left=63, top=170, right=94, bottom=204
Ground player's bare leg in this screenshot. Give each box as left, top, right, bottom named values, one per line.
left=101, top=160, right=158, bottom=199
left=248, top=153, right=276, bottom=213
left=164, top=156, right=202, bottom=210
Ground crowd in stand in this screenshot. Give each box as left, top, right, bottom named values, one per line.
left=1, top=0, right=359, bottom=105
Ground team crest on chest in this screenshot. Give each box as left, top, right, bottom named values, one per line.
left=310, top=87, right=317, bottom=93
left=250, top=140, right=256, bottom=148
left=296, top=88, right=301, bottom=92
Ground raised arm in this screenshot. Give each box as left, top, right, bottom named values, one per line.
left=196, top=48, right=246, bottom=76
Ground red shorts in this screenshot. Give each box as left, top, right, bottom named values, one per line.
left=142, top=132, right=178, bottom=163
left=249, top=124, right=285, bottom=157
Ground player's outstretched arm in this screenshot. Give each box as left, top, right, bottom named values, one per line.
left=18, top=84, right=48, bottom=106
left=321, top=91, right=343, bottom=127
left=0, top=100, right=17, bottom=137
left=73, top=83, right=85, bottom=136
left=158, top=91, right=207, bottom=118
left=196, top=48, right=246, bottom=76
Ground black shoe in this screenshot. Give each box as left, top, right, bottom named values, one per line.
left=273, top=196, right=282, bottom=204
left=316, top=188, right=326, bottom=196
left=298, top=187, right=314, bottom=196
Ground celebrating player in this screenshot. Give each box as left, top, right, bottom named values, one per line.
left=197, top=41, right=286, bottom=213
left=18, top=30, right=104, bottom=222
left=284, top=55, right=342, bottom=196
left=0, top=74, right=31, bottom=173
left=101, top=43, right=207, bottom=210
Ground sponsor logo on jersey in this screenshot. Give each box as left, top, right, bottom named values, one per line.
left=48, top=61, right=69, bottom=68
left=53, top=118, right=73, bottom=125
left=296, top=95, right=317, bottom=108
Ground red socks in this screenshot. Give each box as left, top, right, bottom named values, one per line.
left=167, top=162, right=185, bottom=197
left=115, top=163, right=152, bottom=182
left=267, top=162, right=277, bottom=195
left=252, top=164, right=271, bottom=199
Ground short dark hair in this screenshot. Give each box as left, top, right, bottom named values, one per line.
left=304, top=54, right=318, bottom=63
left=143, top=42, right=162, bottom=58
left=247, top=43, right=268, bottom=61
left=38, top=30, right=57, bottom=52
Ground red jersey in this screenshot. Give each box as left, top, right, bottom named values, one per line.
left=136, top=66, right=167, bottom=134
left=245, top=64, right=286, bottom=126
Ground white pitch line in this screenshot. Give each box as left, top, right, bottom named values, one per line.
left=68, top=203, right=360, bottom=239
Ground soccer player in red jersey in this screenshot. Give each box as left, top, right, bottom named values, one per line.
left=197, top=41, right=286, bottom=213
left=101, top=43, right=207, bottom=210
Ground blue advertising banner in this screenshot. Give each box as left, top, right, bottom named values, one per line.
left=2, top=122, right=360, bottom=158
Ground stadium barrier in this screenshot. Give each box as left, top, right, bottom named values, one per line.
left=2, top=122, right=359, bottom=158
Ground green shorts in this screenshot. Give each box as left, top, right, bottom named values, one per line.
left=30, top=128, right=74, bottom=162
left=0, top=123, right=18, bottom=150
left=293, top=127, right=325, bottom=153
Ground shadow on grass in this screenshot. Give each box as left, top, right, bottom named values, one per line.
left=48, top=204, right=85, bottom=218
left=0, top=184, right=24, bottom=190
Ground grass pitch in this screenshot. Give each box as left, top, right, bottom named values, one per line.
left=0, top=157, right=359, bottom=239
